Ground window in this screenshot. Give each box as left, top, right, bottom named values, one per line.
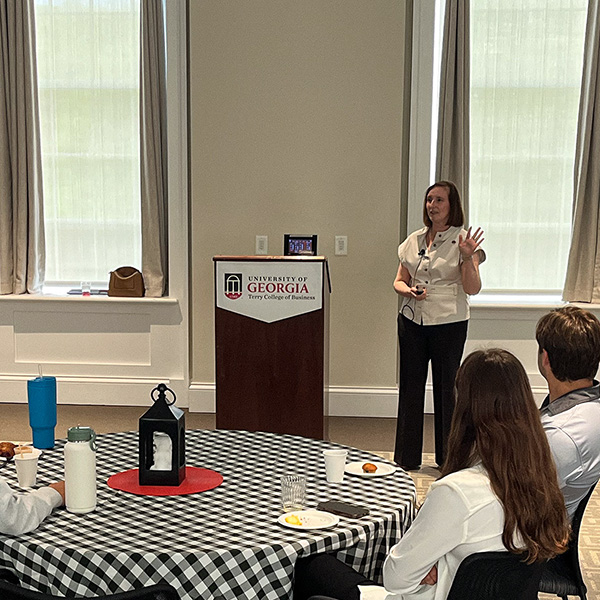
left=469, top=0, right=587, bottom=292
left=34, top=0, right=142, bottom=287
left=413, top=0, right=588, bottom=295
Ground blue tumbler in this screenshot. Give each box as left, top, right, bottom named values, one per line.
left=27, top=376, right=57, bottom=449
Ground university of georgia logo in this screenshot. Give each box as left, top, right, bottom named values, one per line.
left=224, top=273, right=243, bottom=300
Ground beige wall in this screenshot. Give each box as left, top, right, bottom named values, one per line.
left=189, top=1, right=410, bottom=389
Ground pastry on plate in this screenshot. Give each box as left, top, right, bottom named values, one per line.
left=362, top=462, right=378, bottom=473
left=0, top=441, right=16, bottom=459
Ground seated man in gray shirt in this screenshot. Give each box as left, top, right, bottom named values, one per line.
left=0, top=479, right=64, bottom=535
left=536, top=306, right=600, bottom=518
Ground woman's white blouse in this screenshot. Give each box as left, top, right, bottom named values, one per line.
left=398, top=226, right=482, bottom=325
left=359, top=465, right=507, bottom=600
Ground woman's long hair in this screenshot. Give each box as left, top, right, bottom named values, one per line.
left=441, top=349, right=570, bottom=563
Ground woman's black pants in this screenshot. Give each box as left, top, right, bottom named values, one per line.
left=394, top=314, right=468, bottom=468
left=293, top=554, right=375, bottom=600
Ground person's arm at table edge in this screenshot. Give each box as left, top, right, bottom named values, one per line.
left=0, top=478, right=65, bottom=536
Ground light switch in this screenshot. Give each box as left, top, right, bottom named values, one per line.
left=335, top=236, right=348, bottom=256
left=256, top=235, right=268, bottom=255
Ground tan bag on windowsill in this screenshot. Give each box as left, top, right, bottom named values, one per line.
left=108, top=267, right=145, bottom=297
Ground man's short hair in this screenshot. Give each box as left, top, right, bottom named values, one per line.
left=536, top=306, right=600, bottom=382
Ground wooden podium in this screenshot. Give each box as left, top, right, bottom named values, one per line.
left=213, top=256, right=330, bottom=439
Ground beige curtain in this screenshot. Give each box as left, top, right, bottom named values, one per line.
left=436, top=0, right=470, bottom=214
left=0, top=0, right=44, bottom=294
left=563, top=0, right=600, bottom=303
left=140, top=0, right=168, bottom=297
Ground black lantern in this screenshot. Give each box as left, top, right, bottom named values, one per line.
left=139, top=383, right=186, bottom=486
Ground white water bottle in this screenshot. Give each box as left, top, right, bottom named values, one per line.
left=65, top=426, right=97, bottom=514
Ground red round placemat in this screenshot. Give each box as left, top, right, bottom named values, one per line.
left=107, top=466, right=223, bottom=496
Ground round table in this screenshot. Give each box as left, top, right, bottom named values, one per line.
left=0, top=429, right=417, bottom=599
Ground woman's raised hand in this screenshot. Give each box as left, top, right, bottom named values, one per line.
left=458, top=226, right=484, bottom=259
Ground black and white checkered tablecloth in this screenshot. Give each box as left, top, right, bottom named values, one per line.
left=0, top=429, right=416, bottom=599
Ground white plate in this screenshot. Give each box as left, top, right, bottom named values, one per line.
left=278, top=510, right=340, bottom=530
left=345, top=461, right=396, bottom=477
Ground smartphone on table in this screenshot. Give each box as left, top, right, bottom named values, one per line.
left=317, top=500, right=370, bottom=518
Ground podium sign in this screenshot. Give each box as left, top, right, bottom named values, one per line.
left=214, top=256, right=330, bottom=439
left=215, top=260, right=323, bottom=323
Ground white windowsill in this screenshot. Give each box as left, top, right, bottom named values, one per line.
left=0, top=293, right=178, bottom=305
left=471, top=293, right=564, bottom=309
left=471, top=294, right=600, bottom=311
left=3, top=292, right=599, bottom=311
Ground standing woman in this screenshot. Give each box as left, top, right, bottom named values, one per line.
left=393, top=181, right=484, bottom=470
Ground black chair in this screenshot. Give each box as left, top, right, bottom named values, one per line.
left=306, top=551, right=543, bottom=600
left=539, top=481, right=598, bottom=600
left=0, top=576, right=179, bottom=600
left=446, top=551, right=544, bottom=600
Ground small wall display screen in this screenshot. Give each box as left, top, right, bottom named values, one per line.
left=284, top=234, right=318, bottom=256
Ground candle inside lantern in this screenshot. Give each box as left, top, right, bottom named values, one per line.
left=150, top=432, right=173, bottom=471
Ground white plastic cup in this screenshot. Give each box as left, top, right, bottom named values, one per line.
left=14, top=449, right=42, bottom=487
left=323, top=449, right=348, bottom=483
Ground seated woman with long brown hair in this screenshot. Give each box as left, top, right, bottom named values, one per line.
left=294, top=349, right=570, bottom=600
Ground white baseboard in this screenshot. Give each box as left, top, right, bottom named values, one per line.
left=329, top=384, right=549, bottom=416
left=189, top=383, right=216, bottom=412
left=189, top=383, right=549, bottom=417
left=1, top=377, right=548, bottom=416
left=328, top=386, right=398, bottom=417
left=188, top=383, right=399, bottom=416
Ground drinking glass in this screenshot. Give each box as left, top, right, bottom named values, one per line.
left=281, top=474, right=306, bottom=511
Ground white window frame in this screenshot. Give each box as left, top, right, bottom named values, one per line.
left=40, top=0, right=187, bottom=301
left=407, top=0, right=438, bottom=236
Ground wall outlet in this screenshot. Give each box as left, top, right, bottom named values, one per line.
left=335, top=236, right=348, bottom=256
left=256, top=235, right=268, bottom=255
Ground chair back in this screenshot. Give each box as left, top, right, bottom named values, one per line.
left=447, top=551, right=544, bottom=600
left=567, top=481, right=597, bottom=584
left=0, top=578, right=179, bottom=600
left=538, top=480, right=598, bottom=599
